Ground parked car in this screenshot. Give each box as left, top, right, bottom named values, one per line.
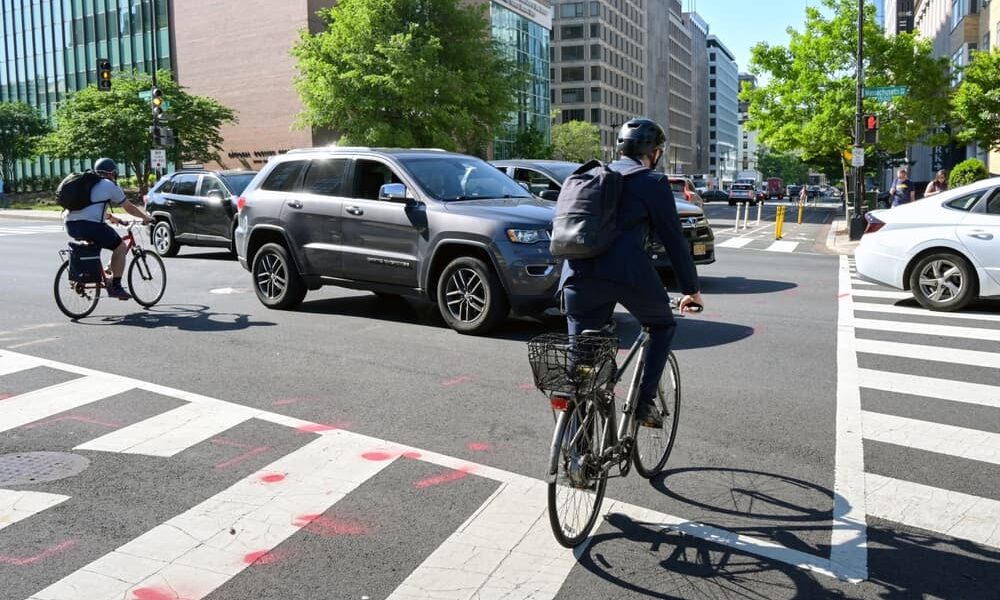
left=728, top=183, right=758, bottom=206
left=146, top=169, right=258, bottom=257
left=492, top=159, right=715, bottom=267
left=236, top=148, right=561, bottom=335
left=666, top=175, right=704, bottom=208
left=701, top=188, right=729, bottom=203
left=786, top=184, right=802, bottom=200
left=855, top=177, right=1000, bottom=311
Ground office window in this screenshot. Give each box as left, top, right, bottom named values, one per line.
left=562, top=87, right=585, bottom=102
left=590, top=44, right=601, bottom=59
left=710, top=105, right=716, bottom=113
left=590, top=23, right=600, bottom=38
left=591, top=108, right=601, bottom=123
left=951, top=0, right=964, bottom=30
left=590, top=1, right=600, bottom=16
left=710, top=131, right=716, bottom=139
left=561, top=25, right=584, bottom=39
left=709, top=66, right=716, bottom=75
left=591, top=66, right=601, bottom=80
left=563, top=109, right=586, bottom=122
left=710, top=78, right=716, bottom=88
left=591, top=86, right=602, bottom=102
left=562, top=66, right=586, bottom=81
left=710, top=92, right=716, bottom=100
left=710, top=118, right=716, bottom=126
left=710, top=144, right=716, bottom=152
left=560, top=2, right=585, bottom=18
left=562, top=45, right=585, bottom=60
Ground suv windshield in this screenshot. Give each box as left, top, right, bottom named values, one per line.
left=400, top=156, right=533, bottom=201
left=220, top=173, right=257, bottom=195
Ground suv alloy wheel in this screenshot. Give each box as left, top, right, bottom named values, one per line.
left=252, top=243, right=307, bottom=309
left=436, top=256, right=509, bottom=335
left=152, top=220, right=179, bottom=257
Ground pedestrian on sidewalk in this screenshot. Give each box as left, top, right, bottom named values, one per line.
left=924, top=169, right=948, bottom=197
left=889, top=168, right=915, bottom=208
left=798, top=184, right=808, bottom=206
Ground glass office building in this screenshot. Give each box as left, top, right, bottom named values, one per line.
left=0, top=0, right=170, bottom=180
left=490, top=0, right=552, bottom=159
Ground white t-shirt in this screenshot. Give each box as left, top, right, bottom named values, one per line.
left=64, top=178, right=127, bottom=222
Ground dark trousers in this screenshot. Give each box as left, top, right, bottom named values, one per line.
left=562, top=277, right=676, bottom=406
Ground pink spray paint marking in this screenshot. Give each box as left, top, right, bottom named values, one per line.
left=518, top=383, right=535, bottom=391
left=25, top=415, right=120, bottom=429
left=0, top=393, right=12, bottom=401
left=466, top=442, right=492, bottom=452
left=414, top=466, right=474, bottom=489
left=132, top=587, right=187, bottom=600
left=401, top=451, right=422, bottom=459
left=210, top=438, right=271, bottom=470
left=0, top=540, right=77, bottom=565
left=838, top=292, right=851, bottom=298
left=260, top=473, right=286, bottom=483
left=361, top=450, right=422, bottom=461
left=244, top=549, right=283, bottom=565
left=441, top=375, right=474, bottom=387
left=293, top=514, right=368, bottom=537
left=297, top=422, right=348, bottom=433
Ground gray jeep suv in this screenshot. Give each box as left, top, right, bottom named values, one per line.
left=234, top=147, right=560, bottom=335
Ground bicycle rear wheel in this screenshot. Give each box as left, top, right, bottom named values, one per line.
left=633, top=351, right=681, bottom=478
left=128, top=250, right=166, bottom=307
left=53, top=262, right=99, bottom=319
left=547, top=400, right=608, bottom=547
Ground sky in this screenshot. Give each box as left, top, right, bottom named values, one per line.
left=685, top=0, right=814, bottom=76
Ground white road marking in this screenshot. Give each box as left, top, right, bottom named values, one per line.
left=0, top=376, right=135, bottom=434
left=855, top=338, right=999, bottom=369
left=862, top=411, right=1000, bottom=465
left=854, top=318, right=1000, bottom=342
left=76, top=401, right=255, bottom=457
left=0, top=490, right=70, bottom=531
left=858, top=369, right=1000, bottom=409
left=850, top=289, right=913, bottom=300
left=0, top=352, right=43, bottom=376
left=853, top=302, right=1000, bottom=323
left=766, top=241, right=799, bottom=252
left=717, top=237, right=754, bottom=248
left=830, top=255, right=869, bottom=582
left=865, top=474, right=1000, bottom=549
left=6, top=337, right=60, bottom=350
left=30, top=430, right=396, bottom=600
left=849, top=279, right=881, bottom=287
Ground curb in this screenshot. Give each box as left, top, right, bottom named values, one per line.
left=826, top=220, right=860, bottom=256
left=0, top=209, right=64, bottom=222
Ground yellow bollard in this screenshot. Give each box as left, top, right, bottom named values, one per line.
left=775, top=206, right=785, bottom=240
left=797, top=201, right=804, bottom=224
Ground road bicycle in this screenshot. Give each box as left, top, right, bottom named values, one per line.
left=528, top=300, right=697, bottom=547
left=54, top=221, right=167, bottom=319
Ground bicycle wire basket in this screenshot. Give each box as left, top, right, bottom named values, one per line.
left=527, top=333, right=619, bottom=397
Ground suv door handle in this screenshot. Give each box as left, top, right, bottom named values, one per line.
left=287, top=200, right=303, bottom=209
left=165, top=200, right=175, bottom=206
left=346, top=206, right=364, bottom=216
left=967, top=231, right=993, bottom=241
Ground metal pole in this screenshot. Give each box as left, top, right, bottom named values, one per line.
left=849, top=0, right=866, bottom=240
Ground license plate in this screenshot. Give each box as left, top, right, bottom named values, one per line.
left=693, top=243, right=707, bottom=256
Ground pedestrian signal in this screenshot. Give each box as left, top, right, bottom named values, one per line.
left=863, top=114, right=879, bottom=144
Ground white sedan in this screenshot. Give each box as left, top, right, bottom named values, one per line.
left=855, top=177, right=1000, bottom=311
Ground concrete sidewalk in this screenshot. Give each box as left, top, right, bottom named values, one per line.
left=825, top=220, right=860, bottom=256
left=0, top=208, right=64, bottom=221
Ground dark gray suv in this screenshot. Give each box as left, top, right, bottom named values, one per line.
left=234, top=148, right=560, bottom=335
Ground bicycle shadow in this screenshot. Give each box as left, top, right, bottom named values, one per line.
left=608, top=312, right=754, bottom=351
left=81, top=304, right=277, bottom=332
left=662, top=272, right=797, bottom=295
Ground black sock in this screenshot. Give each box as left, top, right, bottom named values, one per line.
left=113, top=277, right=121, bottom=287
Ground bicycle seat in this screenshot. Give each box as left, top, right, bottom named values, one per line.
left=582, top=320, right=617, bottom=337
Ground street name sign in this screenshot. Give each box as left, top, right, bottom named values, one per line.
left=863, top=86, right=908, bottom=102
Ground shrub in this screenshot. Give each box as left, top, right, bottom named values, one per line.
left=949, top=158, right=989, bottom=188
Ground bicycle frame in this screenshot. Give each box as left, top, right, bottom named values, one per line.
left=60, top=223, right=145, bottom=291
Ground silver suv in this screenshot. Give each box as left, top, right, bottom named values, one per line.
left=234, top=147, right=560, bottom=335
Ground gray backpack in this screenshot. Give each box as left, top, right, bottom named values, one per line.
left=549, top=160, right=644, bottom=259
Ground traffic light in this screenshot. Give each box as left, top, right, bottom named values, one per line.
left=151, top=88, right=164, bottom=119
left=150, top=125, right=162, bottom=147
left=161, top=127, right=175, bottom=148
left=863, top=114, right=879, bottom=144
left=97, top=59, right=112, bottom=91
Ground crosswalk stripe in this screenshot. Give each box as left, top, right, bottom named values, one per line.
left=0, top=353, right=43, bottom=377
left=29, top=430, right=396, bottom=600
left=858, top=369, right=1000, bottom=409
left=851, top=289, right=913, bottom=300
left=75, top=401, right=254, bottom=457
left=850, top=278, right=881, bottom=286
left=0, top=376, right=136, bottom=434
left=865, top=473, right=1000, bottom=549
left=766, top=240, right=798, bottom=252
left=386, top=478, right=574, bottom=600
left=854, top=318, right=1000, bottom=342
left=717, top=237, right=754, bottom=248
left=862, top=411, right=1000, bottom=465
left=853, top=301, right=1000, bottom=322
left=0, top=490, right=70, bottom=532
left=855, top=339, right=999, bottom=369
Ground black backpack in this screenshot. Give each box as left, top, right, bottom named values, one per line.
left=56, top=171, right=102, bottom=211
left=550, top=160, right=644, bottom=260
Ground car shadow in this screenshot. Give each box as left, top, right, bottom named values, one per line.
left=170, top=250, right=236, bottom=261
left=664, top=273, right=797, bottom=295
left=76, top=304, right=276, bottom=331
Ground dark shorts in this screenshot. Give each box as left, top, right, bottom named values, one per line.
left=65, top=220, right=122, bottom=251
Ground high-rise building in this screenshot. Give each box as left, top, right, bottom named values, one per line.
left=659, top=0, right=693, bottom=174
left=737, top=72, right=758, bottom=175
left=685, top=11, right=710, bottom=177
left=707, top=34, right=738, bottom=188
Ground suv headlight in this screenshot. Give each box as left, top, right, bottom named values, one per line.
left=506, top=228, right=550, bottom=244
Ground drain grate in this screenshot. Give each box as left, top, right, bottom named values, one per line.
left=0, top=452, right=90, bottom=486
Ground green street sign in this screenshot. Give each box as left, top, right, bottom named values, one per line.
left=138, top=90, right=152, bottom=101
left=863, top=86, right=909, bottom=102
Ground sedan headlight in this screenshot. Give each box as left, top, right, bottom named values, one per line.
left=506, top=229, right=551, bottom=244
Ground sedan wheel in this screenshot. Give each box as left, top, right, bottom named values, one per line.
left=436, top=256, right=509, bottom=335
left=909, top=252, right=978, bottom=312
left=151, top=220, right=179, bottom=257
left=251, top=243, right=306, bottom=309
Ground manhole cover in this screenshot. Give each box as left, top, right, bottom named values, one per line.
left=0, top=452, right=90, bottom=486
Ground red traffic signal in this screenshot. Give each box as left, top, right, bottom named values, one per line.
left=863, top=114, right=878, bottom=144
left=865, top=115, right=878, bottom=131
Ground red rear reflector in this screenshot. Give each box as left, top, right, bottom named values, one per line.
left=237, top=196, right=246, bottom=212
left=550, top=395, right=569, bottom=411
left=864, top=214, right=885, bottom=234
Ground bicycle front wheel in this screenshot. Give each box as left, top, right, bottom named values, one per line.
left=53, top=262, right=99, bottom=319
left=128, top=250, right=166, bottom=307
left=633, top=351, right=681, bottom=478
left=547, top=400, right=608, bottom=548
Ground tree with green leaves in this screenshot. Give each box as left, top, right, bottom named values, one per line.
left=43, top=71, right=236, bottom=192
left=741, top=0, right=951, bottom=170
left=551, top=121, right=600, bottom=163
left=292, top=0, right=522, bottom=155
left=755, top=148, right=810, bottom=184
left=0, top=102, right=50, bottom=192
left=509, top=125, right=552, bottom=159
left=949, top=158, right=989, bottom=187
left=953, top=49, right=1000, bottom=153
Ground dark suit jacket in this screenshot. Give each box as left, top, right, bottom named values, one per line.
left=559, top=158, right=699, bottom=296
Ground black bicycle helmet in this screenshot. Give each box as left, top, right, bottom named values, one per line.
left=93, top=157, right=117, bottom=174
left=616, top=118, right=666, bottom=157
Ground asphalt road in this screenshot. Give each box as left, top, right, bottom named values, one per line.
left=0, top=206, right=997, bottom=600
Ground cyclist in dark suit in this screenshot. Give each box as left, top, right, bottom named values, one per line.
left=560, top=118, right=704, bottom=427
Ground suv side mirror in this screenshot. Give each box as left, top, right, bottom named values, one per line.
left=379, top=183, right=408, bottom=202
left=539, top=190, right=560, bottom=201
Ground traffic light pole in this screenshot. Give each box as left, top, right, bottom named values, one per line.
left=150, top=0, right=161, bottom=180
left=849, top=0, right=867, bottom=240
